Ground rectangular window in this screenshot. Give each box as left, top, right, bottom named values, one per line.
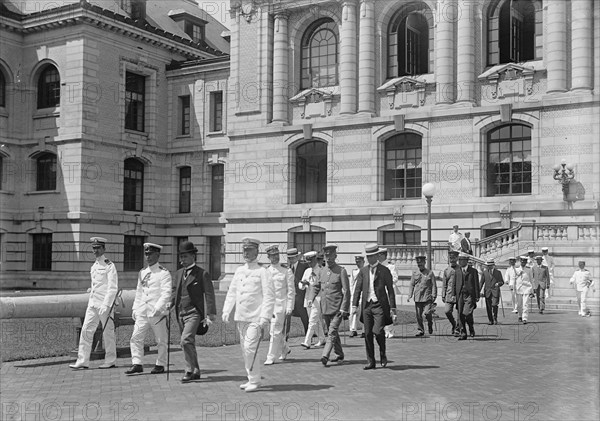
left=211, top=164, right=224, bottom=212
left=385, top=147, right=422, bottom=199
left=36, top=154, right=57, bottom=191
left=179, top=166, right=191, bottom=213
left=175, top=236, right=188, bottom=270
left=125, top=72, right=145, bottom=132
left=180, top=95, right=191, bottom=135
left=382, top=230, right=421, bottom=246
left=32, top=233, right=52, bottom=271
left=292, top=232, right=326, bottom=255
left=185, top=21, right=205, bottom=43
left=210, top=91, right=223, bottom=132
left=124, top=235, right=145, bottom=272
left=487, top=126, right=532, bottom=196
left=208, top=236, right=222, bottom=280
left=123, top=159, right=144, bottom=212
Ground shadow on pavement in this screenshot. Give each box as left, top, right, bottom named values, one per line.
left=386, top=364, right=439, bottom=371
left=259, top=383, right=334, bottom=392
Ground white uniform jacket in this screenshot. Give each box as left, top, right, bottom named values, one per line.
left=570, top=269, right=594, bottom=291
left=300, top=265, right=323, bottom=307
left=132, top=263, right=172, bottom=318
left=88, top=255, right=118, bottom=309
left=223, top=261, right=275, bottom=323
left=514, top=267, right=533, bottom=296
left=267, top=263, right=295, bottom=314
left=504, top=266, right=519, bottom=288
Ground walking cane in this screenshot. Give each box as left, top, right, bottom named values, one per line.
left=281, top=313, right=288, bottom=355
left=94, top=289, right=123, bottom=352
left=249, top=324, right=264, bottom=372
left=499, top=288, right=505, bottom=318
left=166, top=307, right=171, bottom=380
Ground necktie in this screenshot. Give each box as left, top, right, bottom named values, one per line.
left=184, top=268, right=192, bottom=279
left=371, top=266, right=376, bottom=275
left=292, top=265, right=295, bottom=274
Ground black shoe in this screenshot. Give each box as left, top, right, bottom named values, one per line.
left=125, top=364, right=143, bottom=375
left=380, top=356, right=388, bottom=367
left=452, top=328, right=460, bottom=337
left=540, top=310, right=544, bottom=314
left=330, top=355, right=344, bottom=363
left=359, top=332, right=365, bottom=338
left=182, top=371, right=201, bottom=382
left=151, top=365, right=165, bottom=374
left=518, top=317, right=522, bottom=322
left=523, top=320, right=528, bottom=324
left=349, top=331, right=357, bottom=337
left=469, top=331, right=475, bottom=338
left=320, top=356, right=328, bottom=366
left=415, top=331, right=424, bottom=337
left=363, top=364, right=376, bottom=370
left=428, top=324, right=433, bottom=334
left=494, top=319, right=498, bottom=325
left=488, top=321, right=494, bottom=325
left=458, top=335, right=467, bottom=341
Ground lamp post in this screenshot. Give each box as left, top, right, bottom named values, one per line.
left=422, top=183, right=436, bottom=271
left=553, top=159, right=575, bottom=201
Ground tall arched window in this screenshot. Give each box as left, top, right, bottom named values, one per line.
left=384, top=133, right=422, bottom=200
left=36, top=152, right=57, bottom=191
left=300, top=18, right=338, bottom=89
left=296, top=140, right=327, bottom=203
left=124, top=158, right=144, bottom=211
left=488, top=0, right=539, bottom=66
left=387, top=4, right=432, bottom=78
left=487, top=124, right=532, bottom=196
left=0, top=69, right=6, bottom=107
left=37, top=65, right=60, bottom=109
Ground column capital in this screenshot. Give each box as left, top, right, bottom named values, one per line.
left=273, top=11, right=289, bottom=21
left=337, top=0, right=358, bottom=7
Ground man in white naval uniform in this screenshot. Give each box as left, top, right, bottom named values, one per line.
left=222, top=237, right=275, bottom=392
left=300, top=251, right=326, bottom=348
left=378, top=248, right=398, bottom=338
left=515, top=256, right=534, bottom=324
left=69, top=237, right=118, bottom=370
left=504, top=257, right=520, bottom=313
left=125, top=243, right=172, bottom=375
left=264, top=244, right=295, bottom=365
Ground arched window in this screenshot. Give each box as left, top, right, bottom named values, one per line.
left=387, top=5, right=431, bottom=78
left=124, top=158, right=144, bottom=211
left=488, top=0, right=539, bottom=66
left=0, top=69, right=6, bottom=107
left=384, top=133, right=422, bottom=200
left=300, top=18, right=338, bottom=89
left=36, top=152, right=57, bottom=191
left=296, top=140, right=327, bottom=203
left=486, top=124, right=532, bottom=196
left=37, top=65, right=60, bottom=109
left=0, top=155, right=4, bottom=190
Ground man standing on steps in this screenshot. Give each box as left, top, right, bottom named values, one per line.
left=454, top=253, right=480, bottom=340
left=531, top=255, right=550, bottom=314
left=541, top=247, right=555, bottom=298
left=448, top=225, right=463, bottom=252
left=284, top=248, right=309, bottom=344
left=70, top=237, right=118, bottom=370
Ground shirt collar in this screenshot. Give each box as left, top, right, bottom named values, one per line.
left=95, top=254, right=106, bottom=262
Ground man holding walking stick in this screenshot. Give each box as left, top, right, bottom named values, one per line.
left=222, top=237, right=275, bottom=392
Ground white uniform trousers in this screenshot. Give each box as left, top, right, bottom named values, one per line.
left=265, top=311, right=286, bottom=362
left=516, top=293, right=530, bottom=321
left=130, top=315, right=168, bottom=366
left=576, top=287, right=590, bottom=316
left=350, top=301, right=361, bottom=332
left=75, top=306, right=116, bottom=365
left=511, top=288, right=518, bottom=311
left=237, top=321, right=262, bottom=385
left=303, top=297, right=325, bottom=345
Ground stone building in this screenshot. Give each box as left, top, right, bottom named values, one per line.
left=0, top=0, right=230, bottom=287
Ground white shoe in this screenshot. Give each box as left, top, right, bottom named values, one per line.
left=245, top=383, right=261, bottom=392
left=278, top=347, right=291, bottom=360
left=314, top=341, right=325, bottom=347
left=264, top=359, right=274, bottom=365
left=98, top=362, right=116, bottom=369
left=387, top=331, right=394, bottom=338
left=69, top=362, right=89, bottom=370
left=512, top=310, right=518, bottom=313
left=240, top=381, right=251, bottom=390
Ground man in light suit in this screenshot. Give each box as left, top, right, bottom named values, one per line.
left=504, top=257, right=519, bottom=313
left=126, top=243, right=172, bottom=375
left=516, top=256, right=534, bottom=323
left=284, top=248, right=309, bottom=343
left=314, top=244, right=350, bottom=366
left=352, top=244, right=396, bottom=370
left=454, top=253, right=480, bottom=340
left=170, top=241, right=216, bottom=382
left=70, top=237, right=118, bottom=370
left=480, top=259, right=504, bottom=325
left=264, top=244, right=295, bottom=365
left=531, top=255, right=550, bottom=314
left=222, top=237, right=275, bottom=393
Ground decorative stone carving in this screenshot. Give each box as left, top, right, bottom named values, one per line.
left=478, top=63, right=537, bottom=100
left=377, top=76, right=428, bottom=109
left=290, top=88, right=337, bottom=119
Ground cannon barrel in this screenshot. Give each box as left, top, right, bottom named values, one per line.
left=0, top=290, right=137, bottom=320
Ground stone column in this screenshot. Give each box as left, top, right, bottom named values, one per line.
left=358, top=0, right=375, bottom=114
left=435, top=0, right=456, bottom=104
left=339, top=0, right=357, bottom=114
left=272, top=12, right=289, bottom=123
left=546, top=0, right=568, bottom=93
left=571, top=0, right=593, bottom=92
left=456, top=0, right=474, bottom=104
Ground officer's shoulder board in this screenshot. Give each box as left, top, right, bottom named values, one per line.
left=104, top=259, right=112, bottom=265
left=281, top=263, right=288, bottom=268
left=158, top=265, right=168, bottom=271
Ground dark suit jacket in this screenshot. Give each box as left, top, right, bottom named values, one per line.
left=312, top=263, right=350, bottom=316
left=454, top=265, right=480, bottom=315
left=531, top=265, right=550, bottom=289
left=460, top=238, right=473, bottom=255
left=291, top=261, right=309, bottom=315
left=480, top=268, right=504, bottom=298
left=171, top=265, right=217, bottom=334
left=352, top=264, right=396, bottom=326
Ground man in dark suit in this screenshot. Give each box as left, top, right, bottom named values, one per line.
left=314, top=244, right=350, bottom=366
left=461, top=232, right=473, bottom=255
left=531, top=255, right=550, bottom=314
left=170, top=241, right=217, bottom=382
left=454, top=253, right=480, bottom=340
left=480, top=259, right=504, bottom=325
left=284, top=248, right=309, bottom=342
left=352, top=244, right=396, bottom=370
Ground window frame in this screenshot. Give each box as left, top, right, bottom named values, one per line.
left=125, top=71, right=146, bottom=132
left=489, top=0, right=539, bottom=66
left=37, top=65, right=60, bottom=109
left=179, top=95, right=191, bottom=136
left=387, top=7, right=432, bottom=79
left=209, top=91, right=223, bottom=132
left=0, top=69, right=6, bottom=108
left=32, top=233, right=52, bottom=271
left=292, top=232, right=326, bottom=255
left=300, top=18, right=339, bottom=90
left=123, top=158, right=144, bottom=212
left=179, top=166, right=191, bottom=214
left=211, top=164, right=224, bottom=213
left=384, top=133, right=422, bottom=200
left=382, top=230, right=422, bottom=246
left=295, top=140, right=327, bottom=204
left=124, top=235, right=145, bottom=272
left=36, top=152, right=57, bottom=192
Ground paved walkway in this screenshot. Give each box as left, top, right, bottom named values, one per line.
left=1, top=308, right=598, bottom=421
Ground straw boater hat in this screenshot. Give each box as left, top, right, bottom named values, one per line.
left=364, top=243, right=380, bottom=256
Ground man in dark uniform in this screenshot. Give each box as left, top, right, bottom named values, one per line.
left=170, top=241, right=216, bottom=382
left=407, top=255, right=437, bottom=337
left=454, top=253, right=480, bottom=340
left=352, top=244, right=396, bottom=370
left=314, top=244, right=350, bottom=366
left=480, top=259, right=504, bottom=325
left=442, top=250, right=460, bottom=336
left=284, top=248, right=309, bottom=342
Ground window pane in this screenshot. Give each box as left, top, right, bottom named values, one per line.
left=296, top=141, right=327, bottom=204
left=32, top=233, right=52, bottom=271
left=124, top=159, right=144, bottom=211
left=211, top=164, right=224, bottom=212
left=124, top=235, right=145, bottom=271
